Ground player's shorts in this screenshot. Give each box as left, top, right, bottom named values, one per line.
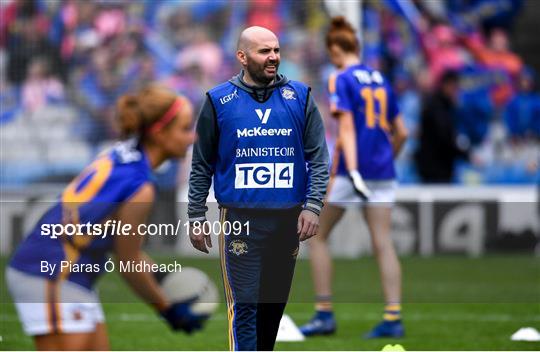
left=326, top=175, right=396, bottom=208
left=6, top=267, right=105, bottom=336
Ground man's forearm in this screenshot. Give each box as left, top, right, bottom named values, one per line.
left=187, top=163, right=212, bottom=221
left=303, top=94, right=330, bottom=214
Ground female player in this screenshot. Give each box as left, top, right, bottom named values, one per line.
left=7, top=85, right=200, bottom=350
left=300, top=17, right=408, bottom=338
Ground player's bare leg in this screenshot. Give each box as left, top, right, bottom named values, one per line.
left=300, top=204, right=345, bottom=336
left=363, top=205, right=404, bottom=338
left=91, top=323, right=111, bottom=350
left=34, top=334, right=59, bottom=351
left=35, top=333, right=90, bottom=350
left=34, top=323, right=109, bottom=351
left=310, top=204, right=345, bottom=297
left=364, top=205, right=401, bottom=303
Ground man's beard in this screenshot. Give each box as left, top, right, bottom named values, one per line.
left=245, top=57, right=279, bottom=86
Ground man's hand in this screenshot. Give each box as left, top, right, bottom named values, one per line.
left=297, top=210, right=319, bottom=241
left=189, top=221, right=212, bottom=254
left=349, top=170, right=371, bottom=200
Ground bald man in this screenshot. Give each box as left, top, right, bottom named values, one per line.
left=188, top=26, right=329, bottom=350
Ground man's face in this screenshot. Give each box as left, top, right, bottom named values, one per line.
left=243, top=39, right=280, bottom=85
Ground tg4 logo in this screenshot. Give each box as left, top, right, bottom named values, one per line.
left=235, top=163, right=294, bottom=189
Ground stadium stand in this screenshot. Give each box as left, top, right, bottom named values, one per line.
left=1, top=0, right=538, bottom=185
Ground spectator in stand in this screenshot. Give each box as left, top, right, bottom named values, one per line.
left=393, top=68, right=422, bottom=182
left=246, top=0, right=282, bottom=34
left=175, top=27, right=224, bottom=90
left=462, top=27, right=523, bottom=107
left=0, top=0, right=536, bottom=186
left=415, top=70, right=469, bottom=183
left=418, top=20, right=469, bottom=84
left=455, top=68, right=494, bottom=146
left=53, top=1, right=101, bottom=66
left=504, top=67, right=540, bottom=140
left=0, top=49, right=20, bottom=122
left=75, top=46, right=125, bottom=140
left=127, top=54, right=157, bottom=92
left=1, top=0, right=45, bottom=48
left=446, top=0, right=524, bottom=34
left=21, top=57, right=65, bottom=112
left=7, top=14, right=64, bottom=84
left=395, top=69, right=421, bottom=141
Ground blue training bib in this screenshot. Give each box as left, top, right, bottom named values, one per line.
left=208, top=81, right=310, bottom=208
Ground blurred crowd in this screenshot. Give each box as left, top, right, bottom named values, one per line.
left=1, top=0, right=538, bottom=186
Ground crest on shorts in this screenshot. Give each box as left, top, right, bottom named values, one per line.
left=281, top=87, right=296, bottom=100
left=229, top=240, right=248, bottom=256
left=72, top=310, right=83, bottom=321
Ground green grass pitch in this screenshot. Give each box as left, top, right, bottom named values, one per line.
left=1, top=255, right=539, bottom=350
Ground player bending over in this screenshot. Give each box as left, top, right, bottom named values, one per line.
left=6, top=85, right=201, bottom=350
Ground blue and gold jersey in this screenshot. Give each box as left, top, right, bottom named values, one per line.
left=10, top=140, right=152, bottom=289
left=331, top=64, right=399, bottom=180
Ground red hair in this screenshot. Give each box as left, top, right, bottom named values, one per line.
left=326, top=16, right=360, bottom=53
